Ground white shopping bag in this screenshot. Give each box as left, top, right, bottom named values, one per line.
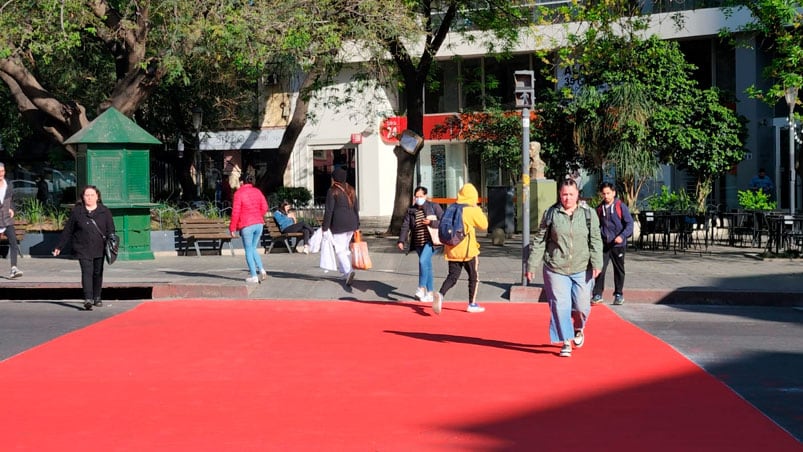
left=319, top=230, right=337, bottom=272
left=309, top=227, right=322, bottom=254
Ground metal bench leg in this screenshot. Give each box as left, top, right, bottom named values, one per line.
left=283, top=238, right=293, bottom=253
left=194, top=242, right=202, bottom=257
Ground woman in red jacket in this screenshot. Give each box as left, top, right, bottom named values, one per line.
left=229, top=174, right=269, bottom=284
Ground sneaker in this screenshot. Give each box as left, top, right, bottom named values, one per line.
left=83, top=300, right=94, bottom=311
left=466, top=303, right=485, bottom=313
left=93, top=300, right=103, bottom=307
left=302, top=245, right=310, bottom=255
left=414, top=287, right=426, bottom=300
left=259, top=269, right=268, bottom=281
left=420, top=293, right=433, bottom=303
left=591, top=294, right=604, bottom=305
left=245, top=276, right=260, bottom=284
left=559, top=341, right=572, bottom=357
left=432, top=292, right=443, bottom=315
left=9, top=266, right=22, bottom=279
left=573, top=330, right=584, bottom=348
left=613, top=294, right=625, bottom=305
left=345, top=271, right=355, bottom=287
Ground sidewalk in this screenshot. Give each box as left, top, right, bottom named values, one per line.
left=2, top=234, right=802, bottom=305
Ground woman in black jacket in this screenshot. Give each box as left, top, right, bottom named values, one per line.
left=321, top=167, right=359, bottom=286
left=53, top=186, right=115, bottom=311
left=397, top=186, right=443, bottom=302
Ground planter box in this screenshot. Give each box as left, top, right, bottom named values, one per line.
left=151, top=230, right=179, bottom=255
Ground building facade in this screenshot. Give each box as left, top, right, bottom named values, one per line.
left=200, top=6, right=801, bottom=230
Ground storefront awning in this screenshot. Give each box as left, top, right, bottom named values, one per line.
left=199, top=129, right=285, bottom=151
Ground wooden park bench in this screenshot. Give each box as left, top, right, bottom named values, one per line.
left=179, top=218, right=234, bottom=257
left=264, top=215, right=304, bottom=254
left=0, top=220, right=26, bottom=258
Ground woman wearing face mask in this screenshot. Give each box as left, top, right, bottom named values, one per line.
left=397, top=186, right=444, bottom=302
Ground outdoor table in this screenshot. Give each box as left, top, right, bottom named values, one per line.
left=722, top=211, right=753, bottom=247
left=765, top=214, right=803, bottom=254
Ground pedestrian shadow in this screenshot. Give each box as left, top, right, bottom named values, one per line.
left=481, top=280, right=513, bottom=300
left=341, top=299, right=434, bottom=316
left=345, top=279, right=409, bottom=302
left=385, top=330, right=553, bottom=355
left=163, top=270, right=242, bottom=282
left=12, top=300, right=87, bottom=311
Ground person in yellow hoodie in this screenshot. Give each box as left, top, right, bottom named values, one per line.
left=432, top=183, right=488, bottom=314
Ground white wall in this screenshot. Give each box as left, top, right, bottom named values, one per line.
left=293, top=68, right=399, bottom=218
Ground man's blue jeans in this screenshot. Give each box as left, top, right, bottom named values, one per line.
left=240, top=223, right=265, bottom=277
left=416, top=243, right=435, bottom=292
left=543, top=267, right=593, bottom=343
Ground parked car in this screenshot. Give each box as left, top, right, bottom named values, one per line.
left=10, top=179, right=52, bottom=201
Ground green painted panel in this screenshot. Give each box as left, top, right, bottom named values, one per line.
left=111, top=207, right=154, bottom=261
left=126, top=151, right=150, bottom=203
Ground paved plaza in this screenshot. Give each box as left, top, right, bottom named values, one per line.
left=1, top=234, right=802, bottom=442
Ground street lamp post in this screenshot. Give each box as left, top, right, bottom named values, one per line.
left=192, top=107, right=203, bottom=199
left=785, top=87, right=797, bottom=214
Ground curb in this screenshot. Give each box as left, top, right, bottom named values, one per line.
left=509, top=286, right=803, bottom=307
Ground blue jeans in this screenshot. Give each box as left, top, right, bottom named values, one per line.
left=542, top=267, right=594, bottom=343
left=416, top=243, right=435, bottom=292
left=240, top=223, right=265, bottom=277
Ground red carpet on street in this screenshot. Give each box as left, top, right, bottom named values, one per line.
left=0, top=301, right=798, bottom=451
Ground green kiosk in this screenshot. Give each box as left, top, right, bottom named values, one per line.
left=64, top=107, right=162, bottom=261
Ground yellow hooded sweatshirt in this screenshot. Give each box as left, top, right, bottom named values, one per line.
left=444, top=183, right=488, bottom=262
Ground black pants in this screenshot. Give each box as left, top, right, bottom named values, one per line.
left=3, top=223, right=19, bottom=268
left=283, top=222, right=315, bottom=246
left=593, top=243, right=626, bottom=297
left=438, top=257, right=479, bottom=304
left=79, top=257, right=105, bottom=301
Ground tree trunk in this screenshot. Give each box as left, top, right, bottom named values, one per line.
left=258, top=72, right=315, bottom=195
left=386, top=78, right=425, bottom=235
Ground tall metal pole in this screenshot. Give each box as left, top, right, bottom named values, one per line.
left=790, top=111, right=796, bottom=215
left=521, top=108, right=530, bottom=286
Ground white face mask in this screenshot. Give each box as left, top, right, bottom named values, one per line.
left=415, top=197, right=426, bottom=206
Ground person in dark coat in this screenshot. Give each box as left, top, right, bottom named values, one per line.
left=591, top=182, right=634, bottom=306
left=397, top=186, right=443, bottom=302
left=0, top=162, right=23, bottom=279
left=321, top=166, right=359, bottom=286
left=53, top=185, right=115, bottom=311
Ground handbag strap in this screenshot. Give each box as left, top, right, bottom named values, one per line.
left=89, top=218, right=106, bottom=240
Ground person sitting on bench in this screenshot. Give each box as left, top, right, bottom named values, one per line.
left=273, top=200, right=315, bottom=254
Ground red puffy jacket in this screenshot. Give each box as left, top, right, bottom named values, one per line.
left=229, top=183, right=268, bottom=232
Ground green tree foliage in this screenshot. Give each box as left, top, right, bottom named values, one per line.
left=666, top=88, right=747, bottom=212
left=552, top=5, right=745, bottom=211
left=377, top=0, right=539, bottom=234
left=732, top=0, right=803, bottom=104
left=0, top=0, right=418, bottom=200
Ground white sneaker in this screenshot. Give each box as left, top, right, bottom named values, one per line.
left=259, top=269, right=268, bottom=281
left=466, top=303, right=485, bottom=313
left=420, top=293, right=433, bottom=303
left=302, top=245, right=310, bottom=255
left=414, top=287, right=426, bottom=300
left=245, top=276, right=260, bottom=284
left=560, top=340, right=572, bottom=357
left=9, top=266, right=22, bottom=279
left=432, top=292, right=443, bottom=315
